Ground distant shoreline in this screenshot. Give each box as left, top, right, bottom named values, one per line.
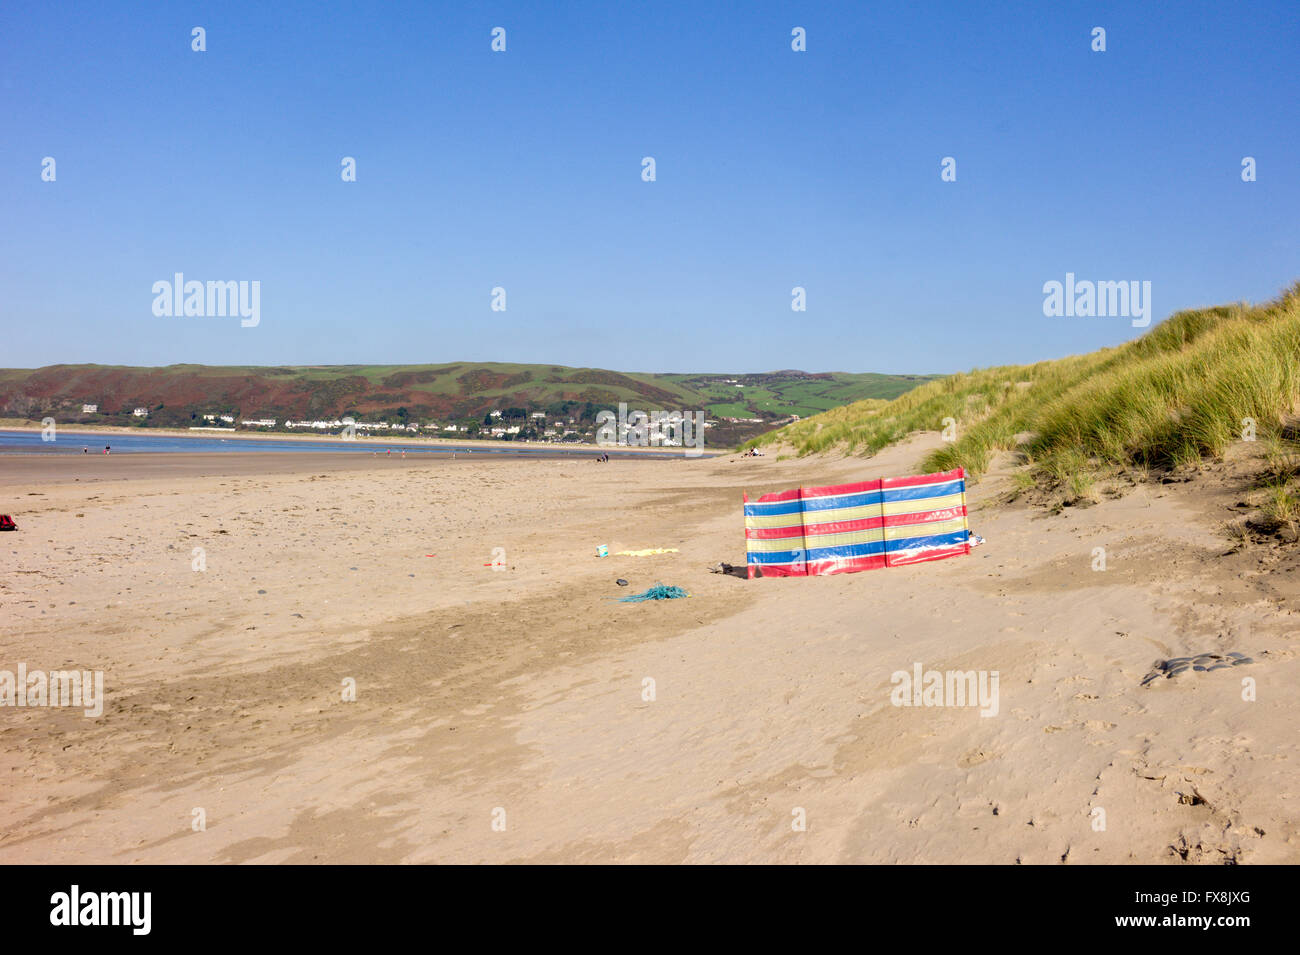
left=0, top=422, right=706, bottom=454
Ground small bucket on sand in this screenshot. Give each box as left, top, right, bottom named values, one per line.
left=596, top=544, right=609, bottom=558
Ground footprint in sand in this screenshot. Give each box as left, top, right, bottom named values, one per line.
left=1140, top=652, right=1254, bottom=687
left=958, top=749, right=996, bottom=768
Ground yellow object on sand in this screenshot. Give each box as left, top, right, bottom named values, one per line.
left=614, top=548, right=680, bottom=557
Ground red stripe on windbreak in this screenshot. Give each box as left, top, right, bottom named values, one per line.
left=806, top=554, right=887, bottom=575
left=746, top=523, right=808, bottom=541
left=881, top=506, right=966, bottom=527
left=749, top=513, right=892, bottom=541
left=799, top=479, right=882, bottom=500
left=756, top=487, right=803, bottom=503
left=802, top=515, right=886, bottom=536
left=880, top=467, right=965, bottom=489
left=885, top=543, right=970, bottom=567
left=751, top=563, right=806, bottom=578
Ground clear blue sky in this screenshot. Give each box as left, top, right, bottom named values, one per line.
left=2, top=0, right=1296, bottom=374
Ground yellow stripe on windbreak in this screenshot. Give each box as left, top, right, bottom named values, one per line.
left=883, top=517, right=967, bottom=541
left=746, top=513, right=807, bottom=531
left=798, top=528, right=885, bottom=549
left=746, top=536, right=805, bottom=554
left=799, top=502, right=883, bottom=525
left=748, top=502, right=881, bottom=530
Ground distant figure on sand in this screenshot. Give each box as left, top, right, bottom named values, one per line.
left=103, top=445, right=110, bottom=455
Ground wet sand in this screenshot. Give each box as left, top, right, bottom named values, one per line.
left=0, top=451, right=662, bottom=487
left=0, top=452, right=463, bottom=486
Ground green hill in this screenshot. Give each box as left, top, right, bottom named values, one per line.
left=0, top=362, right=936, bottom=447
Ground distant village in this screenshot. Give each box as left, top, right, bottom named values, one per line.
left=238, top=409, right=595, bottom=442
left=65, top=402, right=790, bottom=445
left=61, top=374, right=816, bottom=446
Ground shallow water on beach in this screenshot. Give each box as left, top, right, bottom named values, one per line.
left=0, top=430, right=695, bottom=458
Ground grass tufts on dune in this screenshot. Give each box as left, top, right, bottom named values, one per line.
left=749, top=282, right=1300, bottom=493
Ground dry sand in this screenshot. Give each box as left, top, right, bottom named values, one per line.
left=1, top=437, right=1296, bottom=864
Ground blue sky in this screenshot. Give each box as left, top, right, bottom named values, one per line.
left=2, top=0, right=1296, bottom=374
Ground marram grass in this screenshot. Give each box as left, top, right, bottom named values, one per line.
left=748, top=283, right=1300, bottom=486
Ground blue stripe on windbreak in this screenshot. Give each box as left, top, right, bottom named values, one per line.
left=746, top=491, right=883, bottom=518
left=747, top=538, right=891, bottom=564
left=805, top=539, right=888, bottom=561
left=880, top=480, right=963, bottom=503
left=746, top=547, right=806, bottom=564
left=749, top=484, right=962, bottom=517
left=883, top=529, right=969, bottom=552
left=801, top=491, right=882, bottom=512
left=744, top=499, right=804, bottom=518
left=746, top=546, right=821, bottom=564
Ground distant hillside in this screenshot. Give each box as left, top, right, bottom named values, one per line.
left=751, top=283, right=1300, bottom=508
left=0, top=362, right=936, bottom=447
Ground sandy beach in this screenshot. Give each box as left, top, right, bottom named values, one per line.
left=1, top=438, right=1296, bottom=864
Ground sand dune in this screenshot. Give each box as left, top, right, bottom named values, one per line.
left=1, top=438, right=1296, bottom=863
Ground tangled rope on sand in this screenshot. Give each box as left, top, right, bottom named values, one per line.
left=616, top=583, right=689, bottom=602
